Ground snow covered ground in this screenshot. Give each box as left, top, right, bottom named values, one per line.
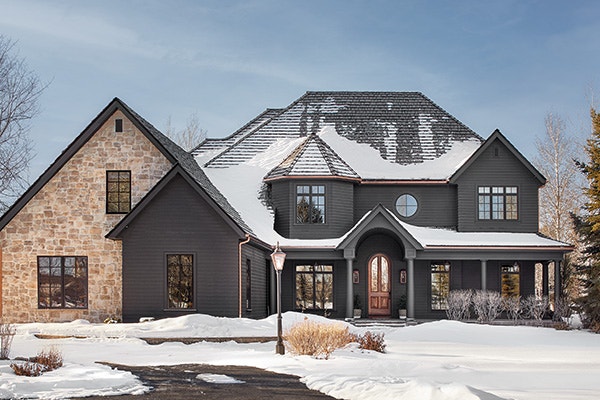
left=1, top=312, right=600, bottom=400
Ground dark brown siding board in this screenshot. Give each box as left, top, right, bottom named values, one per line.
left=120, top=175, right=241, bottom=322
left=455, top=138, right=540, bottom=232
left=354, top=184, right=458, bottom=228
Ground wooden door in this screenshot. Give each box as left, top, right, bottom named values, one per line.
left=368, top=254, right=391, bottom=317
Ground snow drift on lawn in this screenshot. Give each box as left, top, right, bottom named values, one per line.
left=2, top=313, right=600, bottom=400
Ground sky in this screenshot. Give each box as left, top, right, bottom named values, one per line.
left=0, top=0, right=599, bottom=181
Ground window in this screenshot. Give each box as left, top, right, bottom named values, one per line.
left=106, top=170, right=131, bottom=213
left=295, top=263, right=333, bottom=310
left=478, top=186, right=518, bottom=220
left=501, top=263, right=520, bottom=298
left=395, top=194, right=418, bottom=217
left=167, top=254, right=194, bottom=309
left=38, top=256, right=88, bottom=309
left=246, top=259, right=252, bottom=311
left=115, top=119, right=123, bottom=132
left=431, top=262, right=450, bottom=310
left=296, top=185, right=325, bottom=224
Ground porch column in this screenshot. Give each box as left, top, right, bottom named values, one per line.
left=344, top=248, right=355, bottom=319
left=554, top=259, right=562, bottom=304
left=480, top=260, right=487, bottom=292
left=542, top=262, right=549, bottom=297
left=406, top=249, right=416, bottom=319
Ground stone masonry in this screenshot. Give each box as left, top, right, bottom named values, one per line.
left=0, top=110, right=173, bottom=322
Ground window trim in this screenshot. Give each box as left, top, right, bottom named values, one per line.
left=477, top=186, right=519, bottom=221
left=294, top=262, right=334, bottom=311
left=165, top=253, right=196, bottom=311
left=295, top=184, right=326, bottom=225
left=106, top=170, right=132, bottom=214
left=37, top=256, right=88, bottom=309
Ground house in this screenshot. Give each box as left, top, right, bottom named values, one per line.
left=0, top=92, right=572, bottom=323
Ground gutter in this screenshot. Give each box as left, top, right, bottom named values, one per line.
left=238, top=234, right=251, bottom=318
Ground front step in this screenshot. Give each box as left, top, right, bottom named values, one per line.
left=350, top=318, right=417, bottom=328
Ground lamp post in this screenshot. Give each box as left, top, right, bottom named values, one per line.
left=271, top=241, right=286, bottom=355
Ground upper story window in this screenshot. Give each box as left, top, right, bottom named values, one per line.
left=38, top=256, right=88, bottom=309
left=478, top=186, right=518, bottom=220
left=296, top=185, right=325, bottom=224
left=395, top=194, right=418, bottom=217
left=106, top=170, right=131, bottom=214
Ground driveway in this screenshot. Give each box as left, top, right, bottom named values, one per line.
left=75, top=363, right=336, bottom=400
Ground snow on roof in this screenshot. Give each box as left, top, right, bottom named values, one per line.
left=194, top=91, right=567, bottom=250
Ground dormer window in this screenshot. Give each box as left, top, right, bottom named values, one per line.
left=296, top=185, right=325, bottom=224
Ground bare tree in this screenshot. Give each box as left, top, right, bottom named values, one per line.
left=0, top=36, right=45, bottom=210
left=535, top=113, right=583, bottom=244
left=164, top=113, right=207, bottom=152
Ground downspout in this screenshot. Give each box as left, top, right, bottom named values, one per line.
left=238, top=234, right=251, bottom=318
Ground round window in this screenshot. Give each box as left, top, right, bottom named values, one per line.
left=395, top=194, right=418, bottom=217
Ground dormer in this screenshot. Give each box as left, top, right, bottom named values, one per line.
left=264, top=134, right=360, bottom=239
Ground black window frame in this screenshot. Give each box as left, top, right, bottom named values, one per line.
left=478, top=186, right=518, bottom=220
left=37, top=256, right=88, bottom=309
left=246, top=258, right=252, bottom=312
left=296, top=185, right=326, bottom=224
left=106, top=170, right=131, bottom=214
left=395, top=193, right=418, bottom=218
left=166, top=254, right=195, bottom=310
left=294, top=262, right=334, bottom=311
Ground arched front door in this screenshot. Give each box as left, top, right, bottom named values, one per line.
left=368, top=254, right=391, bottom=317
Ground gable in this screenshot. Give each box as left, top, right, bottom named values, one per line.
left=0, top=98, right=178, bottom=231
left=450, top=129, right=545, bottom=185
left=107, top=165, right=246, bottom=239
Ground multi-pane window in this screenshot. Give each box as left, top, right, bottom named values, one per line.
left=246, top=259, right=252, bottom=311
left=295, top=264, right=333, bottom=310
left=38, top=256, right=88, bottom=309
left=478, top=186, right=518, bottom=220
left=296, top=185, right=325, bottom=224
left=501, top=263, right=520, bottom=298
left=106, top=170, right=131, bottom=213
left=431, top=262, right=450, bottom=310
left=167, top=254, right=194, bottom=309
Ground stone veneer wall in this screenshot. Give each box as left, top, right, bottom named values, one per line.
left=0, top=110, right=173, bottom=322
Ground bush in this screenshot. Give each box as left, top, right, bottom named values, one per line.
left=0, top=320, right=16, bottom=359
left=446, top=290, right=472, bottom=320
left=502, top=295, right=522, bottom=325
left=523, top=295, right=549, bottom=325
left=10, top=346, right=63, bottom=377
left=285, top=319, right=354, bottom=359
left=357, top=331, right=386, bottom=353
left=553, top=321, right=571, bottom=331
left=472, top=290, right=502, bottom=323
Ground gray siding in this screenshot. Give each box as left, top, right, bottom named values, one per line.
left=272, top=179, right=355, bottom=239
left=354, top=184, right=458, bottom=228
left=455, top=138, right=540, bottom=232
left=242, top=244, right=269, bottom=319
left=120, top=174, right=242, bottom=322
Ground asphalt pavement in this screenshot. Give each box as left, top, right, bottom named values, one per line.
left=75, top=363, right=337, bottom=400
